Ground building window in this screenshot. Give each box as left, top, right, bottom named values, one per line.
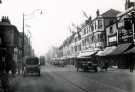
left=78, top=45, right=81, bottom=51
left=98, top=19, right=103, bottom=29
left=95, top=22, right=97, bottom=30
left=84, top=28, right=86, bottom=35
left=110, top=26, right=113, bottom=34
left=75, top=46, right=77, bottom=52
left=91, top=24, right=94, bottom=32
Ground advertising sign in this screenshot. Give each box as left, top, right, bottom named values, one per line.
left=106, top=23, right=117, bottom=46
left=118, top=28, right=133, bottom=44
left=108, top=35, right=117, bottom=46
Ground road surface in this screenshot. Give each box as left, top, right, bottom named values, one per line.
left=11, top=64, right=135, bottom=92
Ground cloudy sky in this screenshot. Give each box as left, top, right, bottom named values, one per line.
left=0, top=0, right=130, bottom=56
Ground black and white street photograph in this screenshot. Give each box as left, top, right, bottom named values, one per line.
left=0, top=0, right=135, bottom=92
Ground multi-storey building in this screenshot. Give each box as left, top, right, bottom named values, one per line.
left=96, top=0, right=135, bottom=68
left=55, top=0, right=135, bottom=68
left=78, top=9, right=120, bottom=58
left=0, top=17, right=20, bottom=63
left=56, top=9, right=120, bottom=65
left=0, top=16, right=34, bottom=74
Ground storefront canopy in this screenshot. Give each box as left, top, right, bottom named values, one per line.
left=96, top=46, right=117, bottom=56
left=96, top=43, right=131, bottom=56
left=78, top=51, right=97, bottom=57
left=124, top=46, right=135, bottom=54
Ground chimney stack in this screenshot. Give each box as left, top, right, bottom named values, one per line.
left=96, top=9, right=100, bottom=17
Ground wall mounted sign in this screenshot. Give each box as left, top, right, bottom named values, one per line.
left=118, top=28, right=133, bottom=44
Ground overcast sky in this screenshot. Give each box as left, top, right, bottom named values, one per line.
left=0, top=0, right=131, bottom=56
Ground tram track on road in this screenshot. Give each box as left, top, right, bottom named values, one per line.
left=52, top=72, right=89, bottom=92
left=79, top=72, right=128, bottom=92
left=53, top=71, right=128, bottom=92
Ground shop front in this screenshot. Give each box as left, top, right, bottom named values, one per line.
left=96, top=43, right=132, bottom=68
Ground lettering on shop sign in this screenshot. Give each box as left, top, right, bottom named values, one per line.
left=108, top=35, right=117, bottom=46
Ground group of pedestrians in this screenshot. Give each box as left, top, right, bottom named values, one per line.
left=0, top=49, right=17, bottom=92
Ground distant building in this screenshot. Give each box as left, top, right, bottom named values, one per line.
left=54, top=0, right=135, bottom=69
left=0, top=16, right=20, bottom=64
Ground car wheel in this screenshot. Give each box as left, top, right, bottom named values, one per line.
left=38, top=71, right=41, bottom=76
left=94, top=67, right=98, bottom=72
left=83, top=68, right=88, bottom=72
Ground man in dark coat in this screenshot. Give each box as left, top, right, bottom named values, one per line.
left=0, top=49, right=10, bottom=92
left=129, top=54, right=135, bottom=72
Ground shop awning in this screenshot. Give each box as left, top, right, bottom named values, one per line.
left=124, top=47, right=135, bottom=54
left=96, top=46, right=117, bottom=56
left=78, top=51, right=97, bottom=57
left=96, top=43, right=131, bottom=56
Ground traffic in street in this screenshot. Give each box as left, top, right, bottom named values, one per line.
left=10, top=64, right=135, bottom=92
left=0, top=0, right=135, bottom=92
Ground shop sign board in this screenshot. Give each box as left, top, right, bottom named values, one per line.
left=118, top=28, right=133, bottom=44
left=108, top=35, right=117, bottom=46
left=95, top=42, right=104, bottom=48
left=106, top=23, right=117, bottom=46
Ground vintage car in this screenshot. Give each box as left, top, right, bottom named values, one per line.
left=76, top=57, right=98, bottom=72
left=80, top=61, right=98, bottom=72
left=23, top=57, right=41, bottom=76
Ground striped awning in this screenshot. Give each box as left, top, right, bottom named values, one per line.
left=78, top=51, right=97, bottom=57
left=96, top=43, right=131, bottom=56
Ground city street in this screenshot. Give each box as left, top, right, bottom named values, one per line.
left=10, top=64, right=135, bottom=92
left=0, top=0, right=135, bottom=92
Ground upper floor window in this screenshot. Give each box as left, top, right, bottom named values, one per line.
left=86, top=26, right=89, bottom=33
left=95, top=22, right=97, bottom=30
left=98, top=19, right=103, bottom=29
left=78, top=45, right=81, bottom=51
left=110, top=26, right=113, bottom=34
left=91, top=24, right=94, bottom=32
left=83, top=28, right=86, bottom=35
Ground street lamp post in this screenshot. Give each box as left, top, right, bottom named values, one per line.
left=22, top=13, right=25, bottom=60
left=22, top=9, right=43, bottom=71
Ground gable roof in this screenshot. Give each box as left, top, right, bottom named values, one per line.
left=101, top=9, right=121, bottom=18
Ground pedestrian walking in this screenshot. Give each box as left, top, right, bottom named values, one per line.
left=0, top=49, right=11, bottom=92
left=5, top=51, right=17, bottom=76
left=76, top=61, right=80, bottom=72
left=17, top=61, right=22, bottom=75
left=103, top=60, right=109, bottom=71
left=129, top=60, right=134, bottom=72
left=129, top=54, right=135, bottom=72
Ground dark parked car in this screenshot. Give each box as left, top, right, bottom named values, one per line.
left=76, top=57, right=98, bottom=72
left=81, top=61, right=98, bottom=72
left=23, top=57, right=41, bottom=76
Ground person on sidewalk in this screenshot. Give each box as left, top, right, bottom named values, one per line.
left=129, top=54, right=135, bottom=72
left=0, top=49, right=11, bottom=92
left=76, top=61, right=80, bottom=72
